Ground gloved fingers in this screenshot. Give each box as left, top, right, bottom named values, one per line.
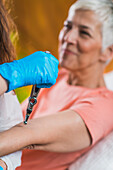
left=45, top=64, right=57, bottom=86
left=45, top=52, right=59, bottom=78
left=19, top=51, right=59, bottom=68
left=35, top=64, right=57, bottom=88
left=46, top=57, right=58, bottom=80
left=48, top=59, right=59, bottom=79
left=36, top=83, right=55, bottom=88
left=44, top=51, right=59, bottom=64
left=48, top=53, right=59, bottom=65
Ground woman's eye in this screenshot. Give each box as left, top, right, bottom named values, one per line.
left=80, top=30, right=91, bottom=37
left=64, top=24, right=72, bottom=30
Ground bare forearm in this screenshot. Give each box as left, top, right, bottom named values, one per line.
left=29, top=110, right=91, bottom=152
left=0, top=124, right=33, bottom=156
left=0, top=75, right=8, bottom=95
left=0, top=110, right=91, bottom=156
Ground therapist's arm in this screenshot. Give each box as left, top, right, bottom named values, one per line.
left=0, top=75, right=8, bottom=95
left=0, top=110, right=91, bottom=156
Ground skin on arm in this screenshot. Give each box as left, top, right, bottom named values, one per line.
left=0, top=75, right=8, bottom=95
left=0, top=110, right=91, bottom=156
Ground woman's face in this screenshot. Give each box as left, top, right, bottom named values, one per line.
left=58, top=9, right=103, bottom=71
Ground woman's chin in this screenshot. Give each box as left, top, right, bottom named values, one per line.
left=59, top=60, right=65, bottom=67
left=60, top=61, right=69, bottom=70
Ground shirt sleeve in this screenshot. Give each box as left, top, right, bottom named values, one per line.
left=0, top=152, right=22, bottom=170
left=0, top=92, right=23, bottom=169
left=70, top=90, right=113, bottom=145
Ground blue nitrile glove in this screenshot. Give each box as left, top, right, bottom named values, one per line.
left=0, top=51, right=59, bottom=92
left=0, top=167, right=3, bottom=170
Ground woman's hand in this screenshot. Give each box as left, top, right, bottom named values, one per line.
left=0, top=51, right=59, bottom=92
left=0, top=160, right=7, bottom=170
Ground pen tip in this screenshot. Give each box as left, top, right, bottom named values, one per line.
left=24, top=121, right=27, bottom=125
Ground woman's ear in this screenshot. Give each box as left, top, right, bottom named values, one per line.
left=100, top=45, right=113, bottom=62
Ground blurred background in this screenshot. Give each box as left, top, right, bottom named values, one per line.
left=7, top=0, right=113, bottom=103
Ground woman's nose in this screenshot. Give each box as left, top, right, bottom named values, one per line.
left=64, top=29, right=78, bottom=44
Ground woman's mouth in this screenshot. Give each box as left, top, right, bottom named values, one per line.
left=61, top=49, right=78, bottom=56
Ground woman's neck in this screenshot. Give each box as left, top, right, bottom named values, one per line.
left=67, top=63, right=106, bottom=89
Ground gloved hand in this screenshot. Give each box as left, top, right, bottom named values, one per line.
left=0, top=51, right=59, bottom=92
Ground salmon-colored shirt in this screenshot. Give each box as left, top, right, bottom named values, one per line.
left=17, top=69, right=113, bottom=170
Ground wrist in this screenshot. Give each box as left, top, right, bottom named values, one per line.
left=0, top=160, right=7, bottom=170
left=0, top=75, right=8, bottom=95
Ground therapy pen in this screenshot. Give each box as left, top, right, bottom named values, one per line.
left=24, top=85, right=40, bottom=125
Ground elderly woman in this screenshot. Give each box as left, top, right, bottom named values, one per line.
left=0, top=0, right=113, bottom=169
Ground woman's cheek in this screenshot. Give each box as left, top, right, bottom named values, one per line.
left=79, top=39, right=95, bottom=53
left=58, top=29, right=65, bottom=54
left=58, top=29, right=65, bottom=42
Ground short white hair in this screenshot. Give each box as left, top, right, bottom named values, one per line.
left=69, top=0, right=113, bottom=51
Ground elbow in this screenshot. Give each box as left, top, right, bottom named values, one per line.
left=61, top=110, right=92, bottom=152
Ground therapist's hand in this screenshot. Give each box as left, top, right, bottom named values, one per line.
left=0, top=51, right=59, bottom=92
